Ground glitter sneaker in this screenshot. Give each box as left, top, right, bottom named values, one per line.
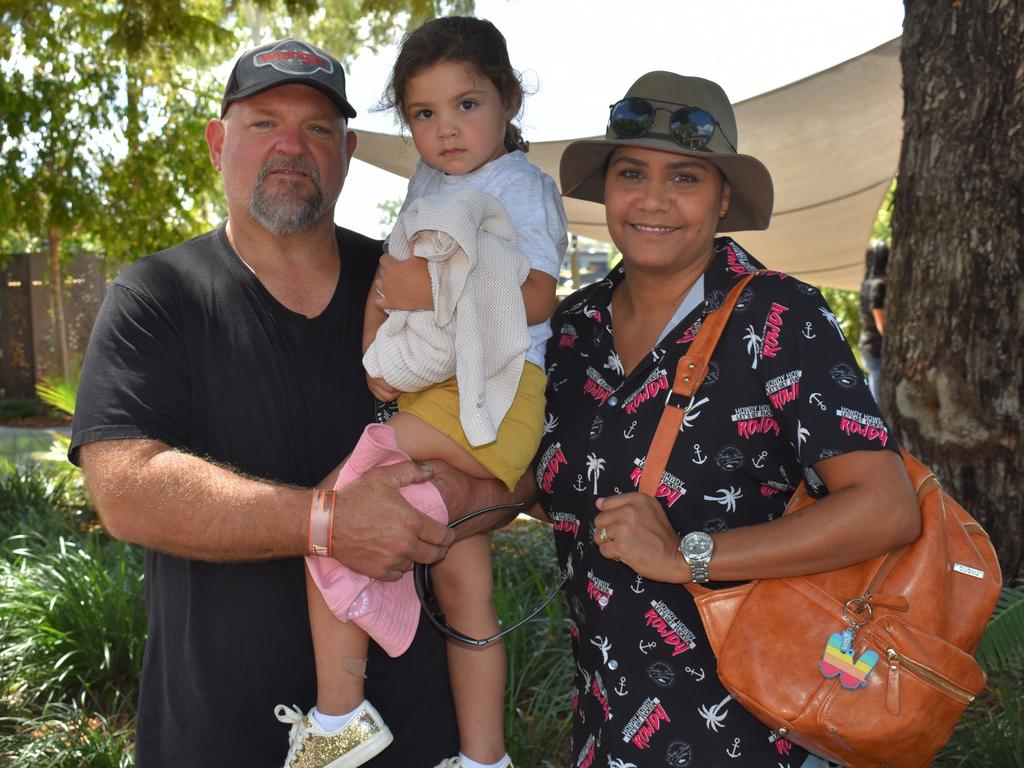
left=274, top=701, right=393, bottom=768
left=432, top=757, right=514, bottom=768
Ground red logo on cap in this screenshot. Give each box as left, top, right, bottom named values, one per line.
left=254, top=41, right=333, bottom=75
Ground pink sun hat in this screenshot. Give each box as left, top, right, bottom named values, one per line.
left=305, top=423, right=448, bottom=657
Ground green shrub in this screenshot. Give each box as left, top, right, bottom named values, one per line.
left=0, top=536, right=145, bottom=717
left=0, top=461, right=95, bottom=546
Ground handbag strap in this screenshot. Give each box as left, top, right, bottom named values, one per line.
left=638, top=271, right=761, bottom=499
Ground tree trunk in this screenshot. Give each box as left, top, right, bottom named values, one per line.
left=887, top=0, right=1024, bottom=581
left=47, top=226, right=70, bottom=380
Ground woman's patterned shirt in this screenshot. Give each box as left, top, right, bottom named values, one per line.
left=536, top=238, right=897, bottom=768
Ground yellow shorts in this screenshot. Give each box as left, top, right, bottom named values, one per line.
left=397, top=362, right=546, bottom=491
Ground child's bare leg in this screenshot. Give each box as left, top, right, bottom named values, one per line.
left=386, top=412, right=508, bottom=762
left=432, top=534, right=506, bottom=763
left=305, top=565, right=368, bottom=715
left=386, top=412, right=494, bottom=481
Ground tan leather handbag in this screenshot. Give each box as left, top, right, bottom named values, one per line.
left=640, top=273, right=1002, bottom=768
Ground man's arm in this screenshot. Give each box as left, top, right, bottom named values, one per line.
left=80, top=438, right=454, bottom=581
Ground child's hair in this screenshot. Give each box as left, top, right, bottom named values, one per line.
left=381, top=16, right=529, bottom=154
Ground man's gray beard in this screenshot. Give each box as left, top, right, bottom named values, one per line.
left=248, top=158, right=328, bottom=235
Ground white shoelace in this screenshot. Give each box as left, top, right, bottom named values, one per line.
left=274, top=704, right=307, bottom=763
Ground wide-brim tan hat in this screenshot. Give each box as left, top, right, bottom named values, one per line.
left=559, top=71, right=774, bottom=232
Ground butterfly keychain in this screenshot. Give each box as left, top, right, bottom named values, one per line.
left=819, top=597, right=880, bottom=690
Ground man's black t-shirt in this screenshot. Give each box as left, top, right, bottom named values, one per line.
left=71, top=224, right=457, bottom=767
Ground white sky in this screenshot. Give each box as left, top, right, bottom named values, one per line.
left=334, top=0, right=905, bottom=237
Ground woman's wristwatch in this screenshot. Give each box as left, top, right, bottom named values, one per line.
left=679, top=531, right=715, bottom=584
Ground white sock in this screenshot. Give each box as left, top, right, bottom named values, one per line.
left=459, top=753, right=510, bottom=768
left=311, top=703, right=361, bottom=732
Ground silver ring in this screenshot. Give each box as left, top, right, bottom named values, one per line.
left=599, top=527, right=609, bottom=543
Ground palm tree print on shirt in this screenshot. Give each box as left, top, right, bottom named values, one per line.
left=586, top=452, right=606, bottom=494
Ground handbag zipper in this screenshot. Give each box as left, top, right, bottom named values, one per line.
left=885, top=648, right=976, bottom=706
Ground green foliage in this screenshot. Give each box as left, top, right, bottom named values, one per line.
left=492, top=520, right=572, bottom=766
left=0, top=536, right=146, bottom=716
left=936, top=581, right=1024, bottom=767
left=0, top=705, right=134, bottom=768
left=36, top=374, right=78, bottom=419
left=872, top=179, right=895, bottom=245
left=2, top=0, right=474, bottom=270
left=1, top=0, right=229, bottom=265
left=375, top=196, right=403, bottom=237
left=975, top=583, right=1024, bottom=673
left=0, top=400, right=46, bottom=423
left=817, top=285, right=864, bottom=367
left=0, top=461, right=94, bottom=544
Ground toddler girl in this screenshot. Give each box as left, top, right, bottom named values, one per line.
left=276, top=16, right=567, bottom=768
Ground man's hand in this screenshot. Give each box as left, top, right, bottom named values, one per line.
left=423, top=460, right=537, bottom=539
left=330, top=460, right=455, bottom=582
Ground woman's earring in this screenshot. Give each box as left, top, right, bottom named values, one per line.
left=719, top=210, right=727, bottom=219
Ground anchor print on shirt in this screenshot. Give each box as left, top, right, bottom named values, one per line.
left=692, top=444, right=707, bottom=464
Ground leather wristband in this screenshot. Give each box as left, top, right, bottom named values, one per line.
left=308, top=489, right=336, bottom=558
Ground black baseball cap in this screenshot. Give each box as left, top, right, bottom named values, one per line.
left=221, top=39, right=357, bottom=119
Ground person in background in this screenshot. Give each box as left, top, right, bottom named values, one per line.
left=858, top=240, right=889, bottom=402
left=69, top=38, right=519, bottom=768
left=534, top=71, right=919, bottom=768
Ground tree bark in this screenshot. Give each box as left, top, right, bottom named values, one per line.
left=47, top=226, right=70, bottom=380
left=887, top=0, right=1024, bottom=581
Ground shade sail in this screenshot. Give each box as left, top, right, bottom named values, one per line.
left=351, top=38, right=902, bottom=290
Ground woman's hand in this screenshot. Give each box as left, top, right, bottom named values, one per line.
left=366, top=374, right=401, bottom=403
left=593, top=493, right=688, bottom=583
left=375, top=252, right=433, bottom=311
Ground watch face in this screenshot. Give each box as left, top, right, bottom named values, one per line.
left=682, top=533, right=712, bottom=559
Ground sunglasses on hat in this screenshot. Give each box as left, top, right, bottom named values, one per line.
left=608, top=97, right=738, bottom=153
left=414, top=503, right=569, bottom=646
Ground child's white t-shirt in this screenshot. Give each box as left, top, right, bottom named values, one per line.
left=401, top=150, right=569, bottom=368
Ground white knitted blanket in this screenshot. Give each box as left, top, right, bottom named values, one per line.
left=363, top=190, right=531, bottom=446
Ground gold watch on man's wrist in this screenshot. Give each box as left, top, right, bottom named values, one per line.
left=679, top=531, right=715, bottom=584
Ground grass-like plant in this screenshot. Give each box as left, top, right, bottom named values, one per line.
left=0, top=536, right=145, bottom=717
left=0, top=704, right=133, bottom=768
left=492, top=520, right=573, bottom=766
left=0, top=461, right=94, bottom=545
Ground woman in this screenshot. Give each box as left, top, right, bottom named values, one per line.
left=534, top=72, right=919, bottom=768
left=858, top=241, right=889, bottom=402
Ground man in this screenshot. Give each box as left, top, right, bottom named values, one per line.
left=71, top=39, right=517, bottom=767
